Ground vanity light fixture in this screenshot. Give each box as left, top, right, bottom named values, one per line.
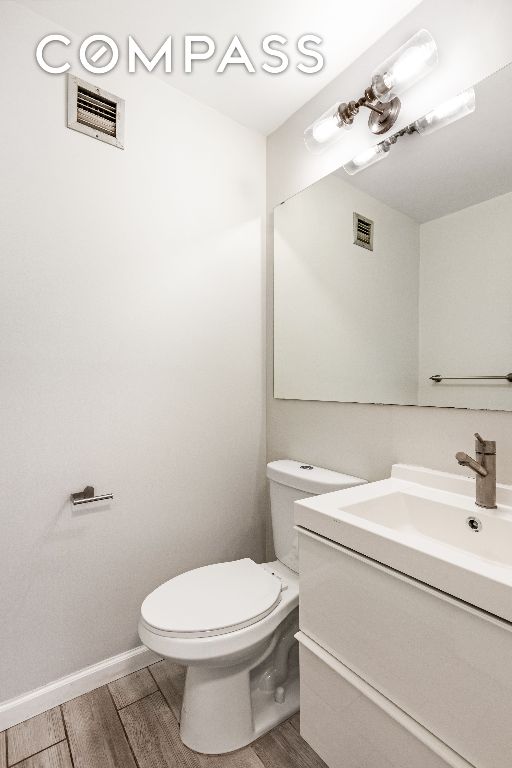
left=414, top=87, right=476, bottom=136
left=343, top=87, right=476, bottom=175
left=304, top=29, right=438, bottom=153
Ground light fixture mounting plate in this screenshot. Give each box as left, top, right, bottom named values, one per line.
left=368, top=97, right=401, bottom=135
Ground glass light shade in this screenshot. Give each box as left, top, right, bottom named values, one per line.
left=414, top=88, right=476, bottom=136
left=304, top=102, right=349, bottom=153
left=343, top=143, right=388, bottom=175
left=371, top=29, right=438, bottom=102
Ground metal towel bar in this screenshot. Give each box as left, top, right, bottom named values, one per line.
left=71, top=486, right=113, bottom=505
left=430, top=373, right=512, bottom=383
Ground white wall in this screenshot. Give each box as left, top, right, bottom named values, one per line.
left=267, top=0, right=512, bottom=507
left=274, top=173, right=419, bottom=404
left=418, top=191, right=512, bottom=410
left=0, top=2, right=266, bottom=701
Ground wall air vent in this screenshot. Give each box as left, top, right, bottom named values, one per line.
left=353, top=212, right=374, bottom=251
left=67, top=75, right=125, bottom=149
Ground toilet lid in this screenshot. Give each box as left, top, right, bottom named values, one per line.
left=141, top=559, right=283, bottom=638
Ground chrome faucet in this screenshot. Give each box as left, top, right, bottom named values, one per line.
left=456, top=433, right=497, bottom=509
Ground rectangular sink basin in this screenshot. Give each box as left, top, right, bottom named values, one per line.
left=295, top=464, right=512, bottom=623
left=343, top=490, right=512, bottom=566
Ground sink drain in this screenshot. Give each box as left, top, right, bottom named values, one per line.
left=466, top=516, right=482, bottom=532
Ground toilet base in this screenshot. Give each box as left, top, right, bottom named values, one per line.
left=180, top=661, right=299, bottom=754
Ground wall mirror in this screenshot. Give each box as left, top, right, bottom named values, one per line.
left=273, top=63, right=512, bottom=411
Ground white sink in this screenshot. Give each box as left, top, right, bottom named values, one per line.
left=341, top=490, right=512, bottom=565
left=295, top=464, right=512, bottom=622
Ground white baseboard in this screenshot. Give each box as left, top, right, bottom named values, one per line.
left=0, top=645, right=161, bottom=730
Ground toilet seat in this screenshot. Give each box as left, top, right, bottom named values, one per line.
left=141, top=559, right=283, bottom=638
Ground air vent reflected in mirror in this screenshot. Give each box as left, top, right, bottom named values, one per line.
left=67, top=75, right=125, bottom=149
left=353, top=212, right=374, bottom=251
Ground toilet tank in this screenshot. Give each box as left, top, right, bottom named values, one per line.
left=266, top=460, right=366, bottom=573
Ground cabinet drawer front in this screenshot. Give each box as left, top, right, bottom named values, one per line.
left=298, top=633, right=471, bottom=768
left=299, top=529, right=512, bottom=768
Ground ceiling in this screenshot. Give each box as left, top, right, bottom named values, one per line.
left=335, top=62, right=512, bottom=222
left=18, top=0, right=422, bottom=134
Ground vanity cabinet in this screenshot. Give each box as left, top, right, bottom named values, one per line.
left=298, top=528, right=512, bottom=768
left=298, top=634, right=469, bottom=768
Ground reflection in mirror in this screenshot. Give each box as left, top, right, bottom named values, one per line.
left=273, top=63, right=512, bottom=411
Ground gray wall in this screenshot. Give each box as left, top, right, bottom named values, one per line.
left=0, top=3, right=266, bottom=701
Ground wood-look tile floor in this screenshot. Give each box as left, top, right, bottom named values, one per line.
left=1, top=662, right=327, bottom=768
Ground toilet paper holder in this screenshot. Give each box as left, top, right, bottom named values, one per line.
left=70, top=486, right=114, bottom=505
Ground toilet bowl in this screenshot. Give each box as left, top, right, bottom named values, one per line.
left=139, top=460, right=366, bottom=754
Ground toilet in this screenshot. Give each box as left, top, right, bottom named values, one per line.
left=138, top=460, right=366, bottom=754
